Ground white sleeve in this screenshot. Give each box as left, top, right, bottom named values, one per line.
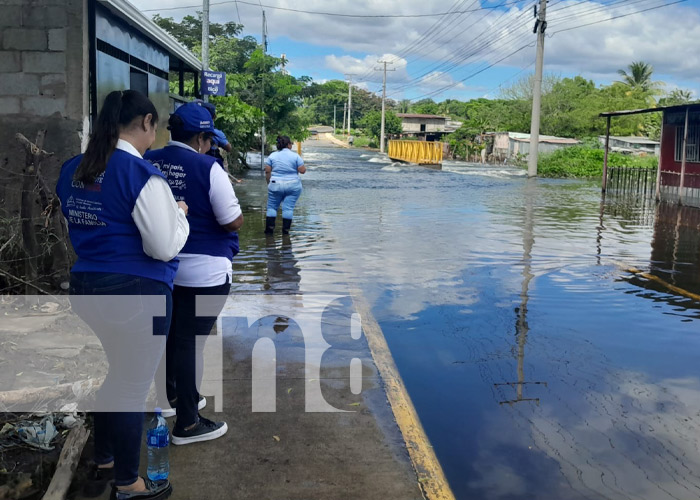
left=132, top=176, right=190, bottom=261
left=209, top=163, right=242, bottom=226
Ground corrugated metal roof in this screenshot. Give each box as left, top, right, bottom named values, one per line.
left=505, top=132, right=579, bottom=144
left=98, top=0, right=202, bottom=72
left=397, top=114, right=447, bottom=120
left=602, top=136, right=659, bottom=145
left=599, top=103, right=700, bottom=118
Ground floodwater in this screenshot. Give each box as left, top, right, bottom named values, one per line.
left=233, top=145, right=700, bottom=500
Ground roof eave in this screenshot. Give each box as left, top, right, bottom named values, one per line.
left=98, top=0, right=202, bottom=72
left=600, top=102, right=700, bottom=118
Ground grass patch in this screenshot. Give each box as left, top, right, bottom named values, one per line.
left=536, top=146, right=658, bottom=178
left=351, top=136, right=372, bottom=148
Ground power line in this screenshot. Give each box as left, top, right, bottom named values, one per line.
left=404, top=0, right=685, bottom=101
left=407, top=42, right=536, bottom=102
left=386, top=5, right=533, bottom=94
left=386, top=13, right=535, bottom=97
left=356, top=0, right=475, bottom=81
left=142, top=0, right=527, bottom=16
left=552, top=0, right=684, bottom=30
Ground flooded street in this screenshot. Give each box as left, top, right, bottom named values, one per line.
left=233, top=144, right=700, bottom=500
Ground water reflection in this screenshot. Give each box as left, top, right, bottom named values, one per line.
left=649, top=203, right=700, bottom=295
left=264, top=235, right=300, bottom=293
left=232, top=146, right=700, bottom=500
left=495, top=180, right=546, bottom=406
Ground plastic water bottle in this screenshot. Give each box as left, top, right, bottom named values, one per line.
left=146, top=408, right=169, bottom=480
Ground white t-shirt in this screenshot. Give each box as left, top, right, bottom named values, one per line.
left=166, top=141, right=242, bottom=288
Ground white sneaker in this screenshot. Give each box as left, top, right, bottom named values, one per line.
left=161, top=396, right=206, bottom=419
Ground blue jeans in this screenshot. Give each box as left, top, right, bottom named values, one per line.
left=70, top=272, right=172, bottom=487
left=266, top=178, right=302, bottom=219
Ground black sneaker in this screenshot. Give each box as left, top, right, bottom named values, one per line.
left=83, top=463, right=115, bottom=498
left=110, top=478, right=172, bottom=500
left=171, top=415, right=228, bottom=445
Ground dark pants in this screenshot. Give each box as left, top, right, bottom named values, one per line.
left=164, top=279, right=230, bottom=430
left=70, top=272, right=172, bottom=487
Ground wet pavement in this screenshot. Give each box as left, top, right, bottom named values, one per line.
left=231, top=144, right=700, bottom=500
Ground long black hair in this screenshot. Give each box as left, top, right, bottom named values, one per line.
left=276, top=135, right=292, bottom=151
left=74, top=90, right=158, bottom=183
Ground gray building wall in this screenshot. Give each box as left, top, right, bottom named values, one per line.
left=0, top=0, right=87, bottom=217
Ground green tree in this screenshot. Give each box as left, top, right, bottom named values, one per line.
left=616, top=61, right=663, bottom=94
left=659, top=89, right=695, bottom=106
left=152, top=15, right=310, bottom=160
left=397, top=99, right=411, bottom=113
left=359, top=110, right=403, bottom=141
left=152, top=14, right=242, bottom=51
left=412, top=98, right=440, bottom=115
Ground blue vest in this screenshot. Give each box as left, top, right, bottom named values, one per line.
left=145, top=146, right=239, bottom=260
left=56, top=149, right=178, bottom=287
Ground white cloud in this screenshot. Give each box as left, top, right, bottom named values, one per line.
left=324, top=53, right=410, bottom=84
left=132, top=0, right=700, bottom=94
left=418, top=71, right=466, bottom=91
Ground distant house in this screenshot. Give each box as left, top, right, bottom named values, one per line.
left=445, top=120, right=463, bottom=133
left=396, top=114, right=447, bottom=141
left=598, top=136, right=660, bottom=156
left=601, top=103, right=700, bottom=207
left=489, top=132, right=579, bottom=161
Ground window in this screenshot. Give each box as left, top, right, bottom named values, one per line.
left=675, top=125, right=700, bottom=163
left=130, top=68, right=148, bottom=96
left=420, top=123, right=426, bottom=132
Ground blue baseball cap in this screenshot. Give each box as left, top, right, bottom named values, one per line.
left=191, top=99, right=217, bottom=118
left=173, top=102, right=215, bottom=133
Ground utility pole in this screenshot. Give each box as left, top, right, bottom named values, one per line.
left=342, top=102, right=347, bottom=136
left=333, top=104, right=337, bottom=135
left=376, top=60, right=395, bottom=154
left=201, top=0, right=210, bottom=102
left=260, top=10, right=266, bottom=171
left=345, top=74, right=355, bottom=136
left=527, top=0, right=547, bottom=177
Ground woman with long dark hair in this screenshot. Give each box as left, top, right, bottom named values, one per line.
left=264, top=135, right=306, bottom=235
left=56, top=90, right=189, bottom=500
left=145, top=102, right=243, bottom=445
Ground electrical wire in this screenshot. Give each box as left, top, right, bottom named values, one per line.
left=386, top=5, right=534, bottom=93
left=404, top=0, right=686, bottom=101
left=142, top=0, right=528, bottom=17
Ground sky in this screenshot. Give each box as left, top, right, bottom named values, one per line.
left=129, top=0, right=700, bottom=102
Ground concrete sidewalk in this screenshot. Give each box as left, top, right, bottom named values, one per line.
left=159, top=295, right=423, bottom=500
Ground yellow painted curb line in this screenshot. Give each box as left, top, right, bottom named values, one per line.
left=610, top=261, right=700, bottom=302
left=351, top=290, right=455, bottom=500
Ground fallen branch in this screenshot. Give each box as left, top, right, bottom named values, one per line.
left=0, top=233, right=17, bottom=255
left=0, top=376, right=105, bottom=409
left=0, top=267, right=59, bottom=298
left=42, top=424, right=90, bottom=500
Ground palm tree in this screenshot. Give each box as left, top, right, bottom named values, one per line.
left=669, top=89, right=693, bottom=103
left=398, top=99, right=411, bottom=113
left=616, top=61, right=663, bottom=94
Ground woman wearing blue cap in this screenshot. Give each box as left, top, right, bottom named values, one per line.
left=145, top=102, right=243, bottom=445
left=265, top=135, right=306, bottom=235
left=57, top=90, right=188, bottom=500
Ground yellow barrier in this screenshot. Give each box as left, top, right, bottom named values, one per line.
left=388, top=140, right=443, bottom=165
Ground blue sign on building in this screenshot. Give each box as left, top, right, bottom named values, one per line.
left=202, top=70, right=226, bottom=96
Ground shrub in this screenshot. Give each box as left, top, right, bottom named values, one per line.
left=536, top=146, right=658, bottom=178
